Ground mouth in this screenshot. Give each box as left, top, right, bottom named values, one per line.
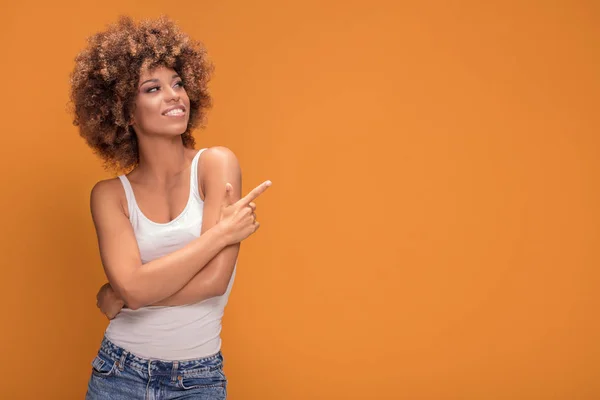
left=162, top=105, right=187, bottom=117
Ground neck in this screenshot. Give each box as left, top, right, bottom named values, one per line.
left=135, top=135, right=190, bottom=182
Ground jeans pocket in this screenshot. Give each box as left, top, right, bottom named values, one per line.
left=177, top=368, right=227, bottom=390
left=90, top=352, right=117, bottom=378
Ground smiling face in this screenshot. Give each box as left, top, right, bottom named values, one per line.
left=130, top=65, right=191, bottom=138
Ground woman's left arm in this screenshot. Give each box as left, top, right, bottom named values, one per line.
left=153, top=146, right=243, bottom=306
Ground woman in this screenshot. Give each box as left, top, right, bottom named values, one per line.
left=70, top=15, right=271, bottom=399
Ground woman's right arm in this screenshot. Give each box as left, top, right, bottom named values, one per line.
left=90, top=180, right=228, bottom=310
left=90, top=179, right=268, bottom=310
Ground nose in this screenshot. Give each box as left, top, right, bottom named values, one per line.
left=164, top=85, right=180, bottom=102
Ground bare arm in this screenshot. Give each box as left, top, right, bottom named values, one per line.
left=91, top=172, right=268, bottom=310
left=90, top=181, right=229, bottom=310
left=153, top=147, right=243, bottom=306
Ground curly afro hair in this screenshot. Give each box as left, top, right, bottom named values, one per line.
left=69, top=15, right=214, bottom=172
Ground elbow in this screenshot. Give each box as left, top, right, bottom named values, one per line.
left=125, top=299, right=143, bottom=311
left=214, top=270, right=233, bottom=296
left=204, top=271, right=229, bottom=298
left=215, top=284, right=228, bottom=297
left=205, top=276, right=227, bottom=298
left=118, top=284, right=145, bottom=310
left=210, top=262, right=234, bottom=297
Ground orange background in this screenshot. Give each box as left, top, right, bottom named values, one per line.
left=0, top=1, right=599, bottom=399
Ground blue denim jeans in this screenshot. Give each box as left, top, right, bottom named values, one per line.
left=86, top=337, right=227, bottom=399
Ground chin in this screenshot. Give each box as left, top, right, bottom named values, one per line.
left=163, top=122, right=189, bottom=136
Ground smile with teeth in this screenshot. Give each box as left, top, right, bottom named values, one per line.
left=164, top=108, right=185, bottom=116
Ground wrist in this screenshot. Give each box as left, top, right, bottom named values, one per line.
left=213, top=221, right=232, bottom=248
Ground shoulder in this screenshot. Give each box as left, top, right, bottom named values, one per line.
left=199, top=146, right=239, bottom=167
left=90, top=177, right=124, bottom=200
left=198, top=146, right=241, bottom=176
left=90, top=177, right=127, bottom=217
left=197, top=146, right=242, bottom=198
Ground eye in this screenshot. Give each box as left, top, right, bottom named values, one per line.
left=146, top=86, right=160, bottom=93
left=174, top=80, right=184, bottom=88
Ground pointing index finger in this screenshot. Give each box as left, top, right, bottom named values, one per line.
left=239, top=180, right=272, bottom=207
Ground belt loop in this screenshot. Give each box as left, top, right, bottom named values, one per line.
left=118, top=350, right=128, bottom=371
left=171, top=360, right=179, bottom=383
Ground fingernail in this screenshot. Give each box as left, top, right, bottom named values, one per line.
left=266, top=180, right=272, bottom=186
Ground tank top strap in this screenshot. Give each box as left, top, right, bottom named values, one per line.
left=117, top=175, right=137, bottom=220
left=190, top=148, right=207, bottom=200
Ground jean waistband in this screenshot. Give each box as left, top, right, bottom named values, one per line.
left=98, top=336, right=224, bottom=377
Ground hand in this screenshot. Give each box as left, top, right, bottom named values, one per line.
left=219, top=180, right=271, bottom=245
left=96, top=282, right=125, bottom=320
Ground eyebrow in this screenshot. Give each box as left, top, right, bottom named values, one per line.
left=139, top=74, right=180, bottom=87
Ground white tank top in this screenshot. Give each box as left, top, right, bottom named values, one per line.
left=104, top=148, right=236, bottom=361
